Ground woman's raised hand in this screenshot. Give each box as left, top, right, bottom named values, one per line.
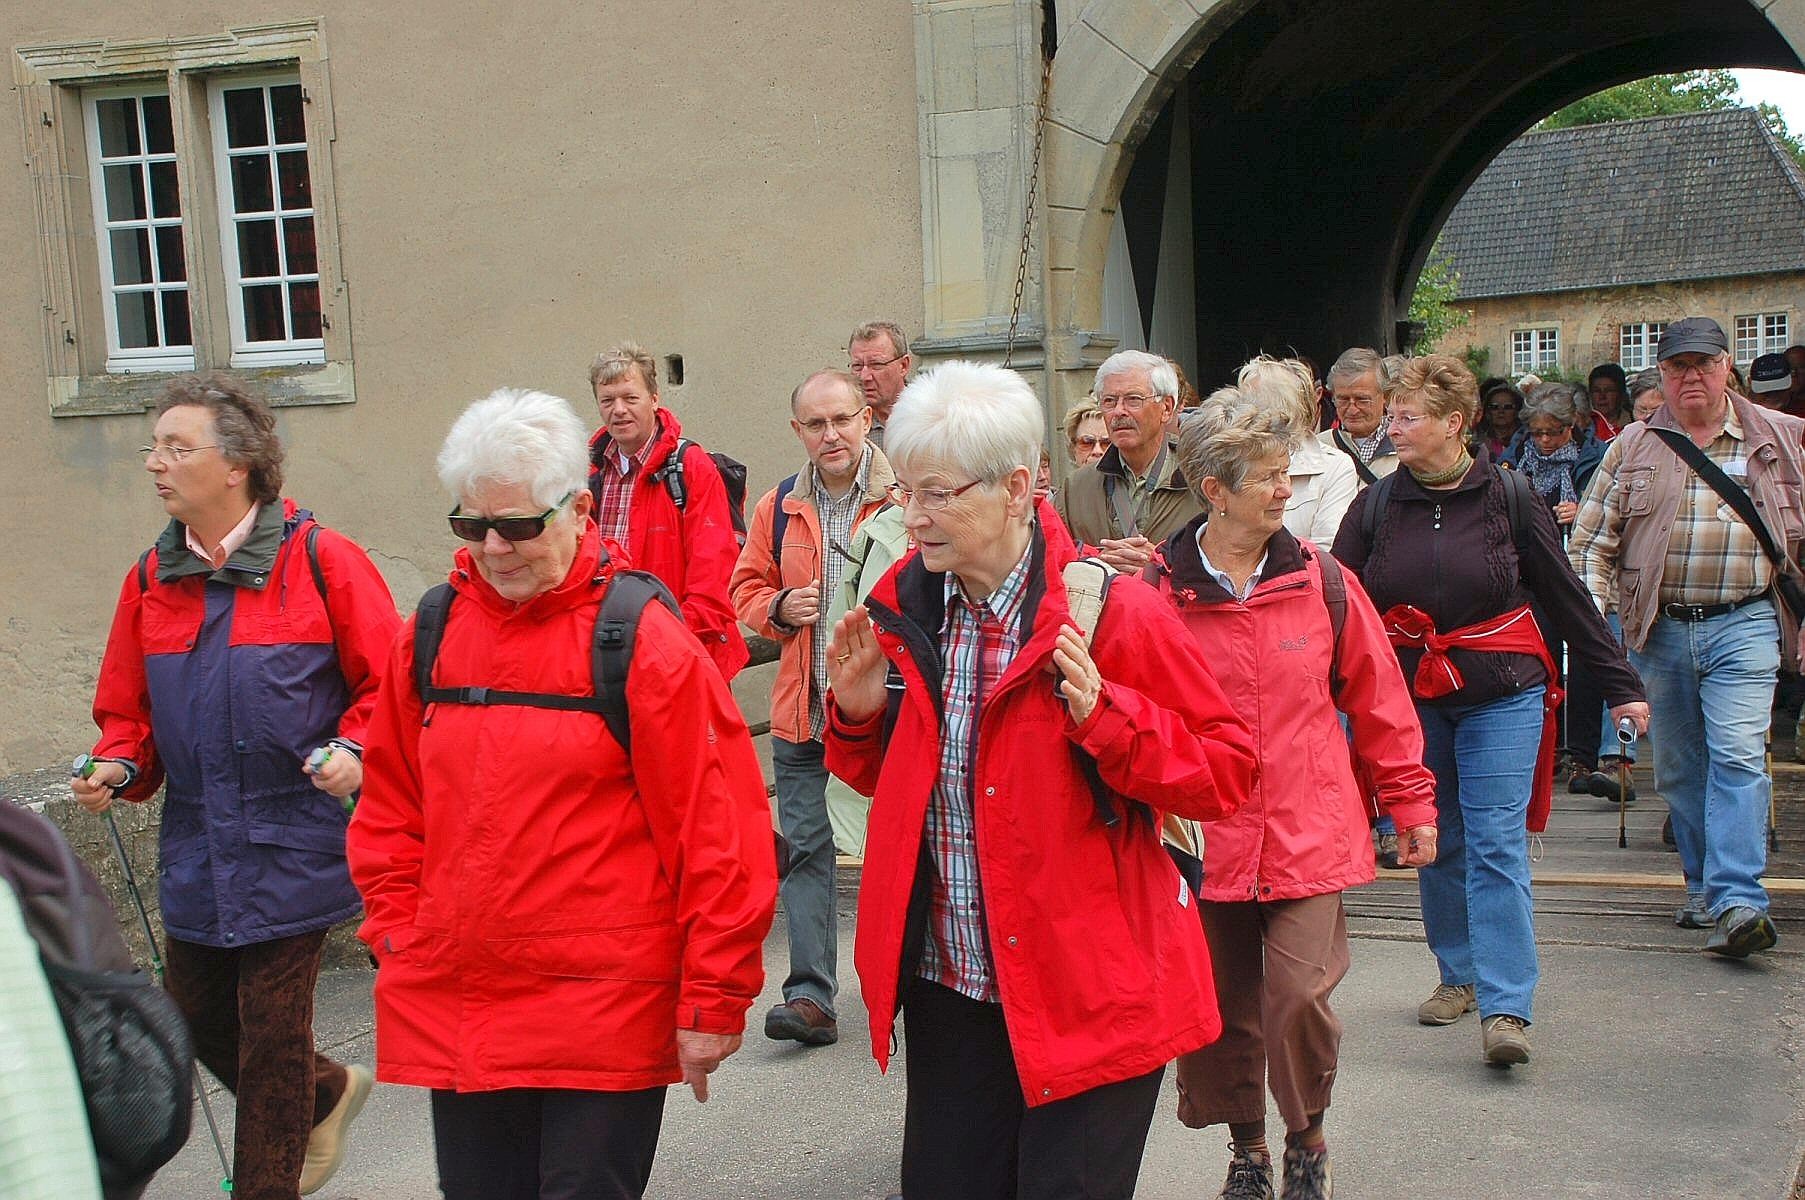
left=827, top=606, right=888, bottom=723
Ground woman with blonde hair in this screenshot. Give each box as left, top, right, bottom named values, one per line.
left=1236, top=356, right=1358, bottom=544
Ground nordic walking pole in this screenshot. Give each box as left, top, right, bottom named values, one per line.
left=1615, top=718, right=1636, bottom=850
left=74, top=755, right=236, bottom=1194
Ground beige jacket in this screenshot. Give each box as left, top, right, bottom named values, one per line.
left=1570, top=392, right=1805, bottom=660
left=1054, top=440, right=1202, bottom=547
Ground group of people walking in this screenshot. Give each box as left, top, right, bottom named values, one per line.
left=63, top=314, right=1793, bottom=1200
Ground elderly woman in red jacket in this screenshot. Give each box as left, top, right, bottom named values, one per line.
left=824, top=361, right=1257, bottom=1200
left=1152, top=388, right=1439, bottom=1200
left=348, top=388, right=776, bottom=1200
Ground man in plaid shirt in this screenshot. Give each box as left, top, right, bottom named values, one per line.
left=1571, top=317, right=1805, bottom=959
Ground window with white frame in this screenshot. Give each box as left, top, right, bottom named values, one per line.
left=1619, top=322, right=1666, bottom=372
left=18, top=21, right=352, bottom=415
left=1510, top=328, right=1560, bottom=375
left=1734, top=313, right=1789, bottom=365
left=85, top=89, right=192, bottom=372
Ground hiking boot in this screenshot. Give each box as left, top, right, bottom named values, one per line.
left=1580, top=764, right=1635, bottom=806
left=300, top=1064, right=372, bottom=1195
left=1281, top=1144, right=1332, bottom=1200
left=763, top=997, right=838, bottom=1046
left=1703, top=906, right=1779, bottom=959
left=1674, top=895, right=1712, bottom=930
left=1481, top=1014, right=1531, bottom=1066
left=1416, top=982, right=1476, bottom=1026
left=1216, top=1146, right=1275, bottom=1200
left=1375, top=830, right=1402, bottom=870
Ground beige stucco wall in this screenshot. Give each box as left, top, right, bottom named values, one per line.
left=0, top=3, right=922, bottom=773
left=1452, top=273, right=1805, bottom=377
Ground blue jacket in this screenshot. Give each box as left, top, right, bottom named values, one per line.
left=91, top=500, right=400, bottom=946
left=1500, top=427, right=1607, bottom=499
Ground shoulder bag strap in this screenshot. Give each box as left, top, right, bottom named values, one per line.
left=1647, top=426, right=1788, bottom=568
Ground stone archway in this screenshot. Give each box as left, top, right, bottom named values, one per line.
left=1024, top=0, right=1805, bottom=412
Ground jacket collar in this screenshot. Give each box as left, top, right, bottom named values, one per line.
left=588, top=409, right=681, bottom=476
left=1389, top=444, right=1498, bottom=503
left=791, top=443, right=896, bottom=509
left=1647, top=390, right=1780, bottom=453
left=1097, top=439, right=1188, bottom=492
left=155, top=497, right=300, bottom=589
left=1157, top=515, right=1306, bottom=602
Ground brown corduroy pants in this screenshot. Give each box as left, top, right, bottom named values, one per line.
left=164, top=930, right=349, bottom=1200
left=1174, top=893, right=1349, bottom=1134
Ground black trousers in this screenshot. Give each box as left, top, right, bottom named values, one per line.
left=430, top=1086, right=666, bottom=1200
left=900, top=978, right=1164, bottom=1200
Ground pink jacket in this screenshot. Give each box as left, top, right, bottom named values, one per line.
left=1150, top=522, right=1437, bottom=902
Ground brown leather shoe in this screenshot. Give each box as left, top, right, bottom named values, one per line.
left=763, top=997, right=838, bottom=1046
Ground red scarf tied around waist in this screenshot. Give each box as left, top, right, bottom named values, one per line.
left=1383, top=604, right=1565, bottom=833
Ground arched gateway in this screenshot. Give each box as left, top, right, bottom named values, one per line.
left=910, top=0, right=1805, bottom=417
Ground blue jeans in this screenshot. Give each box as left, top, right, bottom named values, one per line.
left=1628, top=601, right=1778, bottom=918
left=772, top=736, right=837, bottom=1015
left=1416, top=687, right=1544, bottom=1024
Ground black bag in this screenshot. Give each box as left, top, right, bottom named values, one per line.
left=654, top=438, right=750, bottom=547
left=1647, top=426, right=1805, bottom=625
left=0, top=804, right=193, bottom=1197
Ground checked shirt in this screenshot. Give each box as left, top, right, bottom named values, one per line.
left=917, top=544, right=1033, bottom=1003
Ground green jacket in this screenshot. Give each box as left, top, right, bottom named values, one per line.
left=1054, top=440, right=1202, bottom=547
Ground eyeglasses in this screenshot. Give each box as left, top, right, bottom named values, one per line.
left=139, top=443, right=219, bottom=464
left=1097, top=393, right=1159, bottom=412
left=796, top=410, right=866, bottom=437
left=448, top=492, right=574, bottom=542
left=848, top=353, right=904, bottom=375
left=1334, top=393, right=1378, bottom=407
left=1659, top=357, right=1726, bottom=379
left=1072, top=435, right=1108, bottom=449
left=886, top=479, right=984, bottom=511
left=1526, top=427, right=1570, bottom=441
left=1385, top=412, right=1437, bottom=430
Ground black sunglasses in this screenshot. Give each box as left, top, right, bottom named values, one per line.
left=448, top=492, right=573, bottom=542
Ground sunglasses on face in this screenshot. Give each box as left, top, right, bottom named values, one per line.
left=448, top=491, right=574, bottom=542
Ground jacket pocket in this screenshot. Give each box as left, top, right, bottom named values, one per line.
left=485, top=920, right=681, bottom=983
left=1618, top=466, right=1657, bottom=516
left=244, top=788, right=349, bottom=854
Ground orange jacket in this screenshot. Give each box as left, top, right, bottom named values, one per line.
left=348, top=526, right=776, bottom=1092
left=730, top=456, right=894, bottom=744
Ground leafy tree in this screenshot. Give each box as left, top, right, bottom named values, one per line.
left=1406, top=238, right=1469, bottom=353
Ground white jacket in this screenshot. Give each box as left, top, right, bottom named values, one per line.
left=1285, top=435, right=1360, bottom=545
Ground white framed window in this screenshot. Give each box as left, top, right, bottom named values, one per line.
left=18, top=20, right=354, bottom=416
left=1619, top=322, right=1666, bottom=372
left=1734, top=313, right=1789, bottom=365
left=84, top=87, right=192, bottom=373
left=1510, top=328, right=1559, bottom=375
left=208, top=75, right=323, bottom=368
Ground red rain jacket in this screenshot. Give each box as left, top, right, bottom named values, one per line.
left=825, top=511, right=1257, bottom=1106
left=348, top=525, right=776, bottom=1092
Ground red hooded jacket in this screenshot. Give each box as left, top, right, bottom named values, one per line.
left=587, top=411, right=748, bottom=679
left=347, top=525, right=776, bottom=1092
left=825, top=512, right=1257, bottom=1106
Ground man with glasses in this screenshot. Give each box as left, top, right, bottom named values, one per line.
left=1321, top=347, right=1399, bottom=487
left=730, top=369, right=895, bottom=1047
left=73, top=372, right=399, bottom=1197
left=1055, top=350, right=1202, bottom=571
left=1571, top=317, right=1805, bottom=958
left=848, top=321, right=914, bottom=449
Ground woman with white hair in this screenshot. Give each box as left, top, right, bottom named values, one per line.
left=824, top=361, right=1257, bottom=1200
left=348, top=389, right=777, bottom=1200
left=1236, top=356, right=1360, bottom=544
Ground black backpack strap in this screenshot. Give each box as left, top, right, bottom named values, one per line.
left=1312, top=545, right=1349, bottom=698
left=412, top=583, right=457, bottom=712
left=1360, top=470, right=1396, bottom=549
left=657, top=438, right=693, bottom=511
left=1498, top=466, right=1534, bottom=558
left=135, top=548, right=155, bottom=594
left=592, top=569, right=683, bottom=752
left=770, top=473, right=801, bottom=559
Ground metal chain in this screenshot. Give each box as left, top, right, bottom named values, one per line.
left=1004, top=49, right=1054, bottom=369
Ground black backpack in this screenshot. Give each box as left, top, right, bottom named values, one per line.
left=654, top=438, right=750, bottom=548
left=0, top=804, right=194, bottom=1197
left=412, top=569, right=679, bottom=752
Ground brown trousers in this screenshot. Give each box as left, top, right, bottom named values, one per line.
left=1175, top=893, right=1349, bottom=1134
left=164, top=930, right=349, bottom=1200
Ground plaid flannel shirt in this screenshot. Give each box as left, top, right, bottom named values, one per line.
left=592, top=429, right=661, bottom=548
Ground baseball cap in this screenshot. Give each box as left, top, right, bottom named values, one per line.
left=1656, top=317, right=1729, bottom=361
left=1750, top=352, right=1791, bottom=394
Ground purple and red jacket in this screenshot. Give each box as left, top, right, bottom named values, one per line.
left=90, top=499, right=401, bottom=947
